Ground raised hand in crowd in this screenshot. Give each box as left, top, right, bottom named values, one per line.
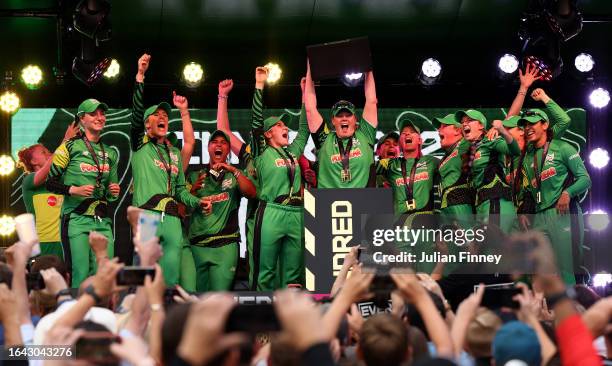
left=531, top=88, right=551, bottom=104
left=255, top=66, right=269, bottom=89
left=450, top=284, right=484, bottom=357
left=134, top=236, right=163, bottom=266
left=89, top=231, right=110, bottom=264
left=0, top=283, right=23, bottom=346
left=219, top=78, right=234, bottom=97
left=519, top=62, right=542, bottom=90
left=136, top=53, right=151, bottom=82
left=330, top=246, right=360, bottom=297
left=40, top=267, right=69, bottom=297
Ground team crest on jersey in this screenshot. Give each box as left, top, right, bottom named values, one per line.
left=474, top=151, right=482, bottom=161
left=545, top=153, right=555, bottom=163
left=82, top=151, right=109, bottom=159
left=206, top=192, right=229, bottom=203
left=330, top=149, right=362, bottom=163
left=221, top=178, right=233, bottom=190
left=440, top=150, right=458, bottom=168
left=79, top=163, right=110, bottom=173
left=394, top=172, right=429, bottom=186
left=416, top=161, right=427, bottom=168
left=540, top=167, right=557, bottom=181
left=154, top=160, right=179, bottom=175
left=169, top=152, right=179, bottom=163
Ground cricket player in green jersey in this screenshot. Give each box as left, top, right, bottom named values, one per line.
left=131, top=54, right=211, bottom=286
left=434, top=114, right=474, bottom=228
left=519, top=112, right=591, bottom=284
left=304, top=62, right=378, bottom=188
left=186, top=130, right=256, bottom=291
left=46, top=99, right=120, bottom=287
left=458, top=109, right=520, bottom=233
left=375, top=131, right=400, bottom=187
left=377, top=118, right=439, bottom=272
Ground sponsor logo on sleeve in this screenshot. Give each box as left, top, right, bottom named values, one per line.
left=569, top=153, right=580, bottom=160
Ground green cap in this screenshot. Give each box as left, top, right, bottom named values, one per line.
left=263, top=113, right=291, bottom=132
left=377, top=131, right=400, bottom=147
left=77, top=98, right=108, bottom=117
left=502, top=115, right=521, bottom=129
left=209, top=129, right=230, bottom=143
left=331, top=100, right=356, bottom=117
left=143, top=102, right=172, bottom=122
left=455, top=109, right=488, bottom=130
left=398, top=116, right=421, bottom=134
left=518, top=109, right=549, bottom=126
left=432, top=114, right=460, bottom=129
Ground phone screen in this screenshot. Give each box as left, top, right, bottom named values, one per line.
left=116, top=267, right=155, bottom=286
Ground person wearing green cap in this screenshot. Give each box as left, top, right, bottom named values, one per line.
left=519, top=104, right=590, bottom=285
left=304, top=62, right=378, bottom=188
left=375, top=131, right=400, bottom=187
left=131, top=53, right=211, bottom=286
left=185, top=129, right=256, bottom=291
left=46, top=98, right=120, bottom=287
left=377, top=118, right=439, bottom=272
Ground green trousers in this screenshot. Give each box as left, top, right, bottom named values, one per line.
left=191, top=242, right=238, bottom=292
left=179, top=238, right=196, bottom=292
left=248, top=202, right=304, bottom=291
left=533, top=205, right=583, bottom=285
left=40, top=241, right=64, bottom=261
left=439, top=204, right=474, bottom=275
left=395, top=212, right=436, bottom=274
left=476, top=198, right=517, bottom=234
left=149, top=211, right=183, bottom=286
left=61, top=213, right=114, bottom=288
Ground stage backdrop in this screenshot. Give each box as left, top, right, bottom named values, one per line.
left=9, top=106, right=587, bottom=281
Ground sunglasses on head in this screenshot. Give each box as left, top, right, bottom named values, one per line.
left=521, top=110, right=546, bottom=121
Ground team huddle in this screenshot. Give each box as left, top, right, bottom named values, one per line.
left=16, top=54, right=591, bottom=292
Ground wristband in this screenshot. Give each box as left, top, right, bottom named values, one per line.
left=218, top=94, right=228, bottom=99
left=150, top=303, right=163, bottom=312
left=84, top=284, right=103, bottom=304
left=56, top=288, right=73, bottom=300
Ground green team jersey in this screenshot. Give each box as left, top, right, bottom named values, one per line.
left=47, top=136, right=118, bottom=216
left=130, top=82, right=200, bottom=210
left=470, top=136, right=520, bottom=192
left=313, top=118, right=377, bottom=188
left=186, top=166, right=243, bottom=246
left=22, top=173, right=63, bottom=242
left=377, top=155, right=439, bottom=214
left=438, top=139, right=470, bottom=190
left=523, top=139, right=591, bottom=212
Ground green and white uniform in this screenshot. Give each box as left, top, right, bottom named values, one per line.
left=312, top=119, right=377, bottom=189
left=22, top=173, right=64, bottom=259
left=131, top=82, right=202, bottom=286
left=242, top=90, right=309, bottom=290
left=438, top=138, right=474, bottom=227
left=187, top=166, right=244, bottom=291
left=46, top=136, right=118, bottom=287
left=522, top=139, right=591, bottom=284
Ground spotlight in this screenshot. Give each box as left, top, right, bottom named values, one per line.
left=72, top=55, right=111, bottom=86
left=0, top=155, right=15, bottom=176
left=574, top=53, right=594, bottom=73
left=587, top=209, right=609, bottom=232
left=419, top=58, right=441, bottom=85
left=341, top=72, right=363, bottom=87
left=183, top=62, right=203, bottom=88
left=0, top=91, right=20, bottom=114
left=103, top=59, right=120, bottom=79
left=73, top=0, right=112, bottom=42
left=0, top=216, right=15, bottom=237
left=264, top=62, right=282, bottom=84
left=589, top=88, right=610, bottom=109
left=498, top=54, right=519, bottom=74
left=589, top=148, right=609, bottom=169
left=21, top=65, right=43, bottom=89
left=593, top=272, right=612, bottom=288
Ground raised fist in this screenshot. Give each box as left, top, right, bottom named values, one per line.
left=173, top=91, right=188, bottom=110
left=138, top=54, right=151, bottom=75
left=531, top=88, right=549, bottom=103
left=218, top=79, right=234, bottom=97
left=255, top=66, right=269, bottom=84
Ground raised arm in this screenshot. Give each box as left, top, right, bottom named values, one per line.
left=173, top=91, right=195, bottom=172
left=252, top=67, right=268, bottom=129
left=532, top=89, right=571, bottom=140
left=131, top=54, right=150, bottom=151
left=33, top=123, right=80, bottom=186
left=216, top=79, right=245, bottom=156
left=287, top=77, right=311, bottom=158
left=362, top=70, right=378, bottom=127
left=507, top=64, right=541, bottom=118
left=305, top=60, right=324, bottom=133
left=491, top=120, right=520, bottom=156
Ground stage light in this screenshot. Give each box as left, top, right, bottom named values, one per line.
left=574, top=53, right=594, bottom=73
left=589, top=148, right=609, bottom=169
left=103, top=59, right=120, bottom=79
left=0, top=216, right=15, bottom=237
left=498, top=54, right=519, bottom=74
left=0, top=155, right=15, bottom=176
left=342, top=72, right=363, bottom=87
left=21, top=65, right=43, bottom=89
left=73, top=0, right=111, bottom=42
left=589, top=88, right=610, bottom=108
left=587, top=209, right=609, bottom=232
left=183, top=62, right=203, bottom=87
left=419, top=58, right=441, bottom=86
left=593, top=272, right=612, bottom=288
left=264, top=62, right=282, bottom=84
left=0, top=91, right=20, bottom=114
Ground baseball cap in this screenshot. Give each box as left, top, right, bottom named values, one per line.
left=432, top=113, right=460, bottom=129
left=77, top=99, right=108, bottom=117
left=502, top=115, right=522, bottom=129
left=398, top=116, right=421, bottom=134
left=492, top=321, right=541, bottom=366
left=377, top=131, right=400, bottom=148
left=331, top=100, right=356, bottom=117
left=209, top=129, right=230, bottom=143
left=263, top=113, right=291, bottom=132
left=466, top=308, right=503, bottom=357
left=518, top=109, right=549, bottom=127
left=455, top=109, right=488, bottom=130
left=143, top=102, right=172, bottom=122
